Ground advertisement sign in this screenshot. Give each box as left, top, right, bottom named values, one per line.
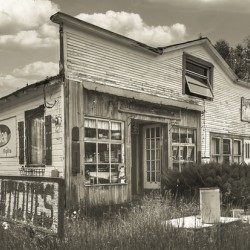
left=0, top=176, right=65, bottom=237
left=0, top=117, right=16, bottom=157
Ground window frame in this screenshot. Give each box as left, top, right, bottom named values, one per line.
left=84, top=117, right=125, bottom=186
left=172, top=126, right=197, bottom=172
left=210, top=133, right=244, bottom=164
left=183, top=52, right=214, bottom=100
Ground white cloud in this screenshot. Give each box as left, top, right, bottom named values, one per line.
left=0, top=61, right=59, bottom=98
left=76, top=11, right=187, bottom=47
left=0, top=0, right=59, bottom=49
left=13, top=61, right=59, bottom=78
left=0, top=0, right=59, bottom=33
left=0, top=26, right=58, bottom=49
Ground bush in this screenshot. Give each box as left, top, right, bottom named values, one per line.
left=163, top=162, right=250, bottom=207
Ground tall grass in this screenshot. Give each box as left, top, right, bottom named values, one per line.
left=1, top=195, right=250, bottom=250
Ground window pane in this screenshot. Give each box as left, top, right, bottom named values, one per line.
left=156, top=127, right=160, bottom=137
left=187, top=129, right=195, bottom=144
left=151, top=128, right=155, bottom=138
left=111, top=122, right=121, bottom=140
left=111, top=144, right=122, bottom=163
left=98, top=120, right=109, bottom=139
left=187, top=147, right=194, bottom=161
left=30, top=117, right=44, bottom=164
left=234, top=140, right=241, bottom=156
left=98, top=164, right=110, bottom=184
left=99, top=143, right=109, bottom=163
left=172, top=127, right=179, bottom=143
left=85, top=142, right=96, bottom=163
left=85, top=119, right=96, bottom=138
left=223, top=139, right=231, bottom=154
left=172, top=146, right=178, bottom=160
left=111, top=165, right=119, bottom=183
left=212, top=138, right=220, bottom=155
left=146, top=128, right=150, bottom=138
left=186, top=61, right=208, bottom=77
left=180, top=128, right=187, bottom=143
left=85, top=165, right=97, bottom=184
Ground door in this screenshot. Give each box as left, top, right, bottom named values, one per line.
left=143, top=125, right=161, bottom=189
left=244, top=140, right=250, bottom=164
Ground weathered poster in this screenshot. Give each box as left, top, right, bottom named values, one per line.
left=0, top=176, right=65, bottom=237
left=0, top=117, right=16, bottom=157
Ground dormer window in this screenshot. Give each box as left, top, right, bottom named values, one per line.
left=183, top=53, right=214, bottom=99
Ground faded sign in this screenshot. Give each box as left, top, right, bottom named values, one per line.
left=241, top=97, right=250, bottom=122
left=0, top=176, right=64, bottom=237
left=0, top=117, right=16, bottom=157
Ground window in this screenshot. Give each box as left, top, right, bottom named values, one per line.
left=210, top=134, right=243, bottom=164
left=84, top=118, right=125, bottom=185
left=172, top=127, right=196, bottom=171
left=211, top=137, right=221, bottom=162
left=183, top=53, right=214, bottom=99
left=25, top=106, right=45, bottom=166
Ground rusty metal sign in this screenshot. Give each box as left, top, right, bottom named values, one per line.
left=0, top=176, right=65, bottom=237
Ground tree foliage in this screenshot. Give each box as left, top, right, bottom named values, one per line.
left=214, top=37, right=250, bottom=82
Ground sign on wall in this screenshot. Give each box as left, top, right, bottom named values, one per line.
left=0, top=117, right=17, bottom=157
left=0, top=176, right=65, bottom=237
left=241, top=97, right=250, bottom=122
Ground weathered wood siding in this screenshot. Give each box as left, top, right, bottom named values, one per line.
left=63, top=26, right=202, bottom=108
left=0, top=81, right=65, bottom=177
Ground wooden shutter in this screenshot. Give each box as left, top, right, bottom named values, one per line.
left=72, top=127, right=80, bottom=175
left=45, top=115, right=52, bottom=165
left=18, top=121, right=25, bottom=164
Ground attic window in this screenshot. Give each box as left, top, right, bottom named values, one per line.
left=183, top=53, right=214, bottom=99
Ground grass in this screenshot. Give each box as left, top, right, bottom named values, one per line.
left=1, top=195, right=250, bottom=250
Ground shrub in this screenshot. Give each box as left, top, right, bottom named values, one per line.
left=163, top=162, right=250, bottom=207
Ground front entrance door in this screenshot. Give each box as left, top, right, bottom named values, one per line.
left=244, top=140, right=250, bottom=164
left=143, top=125, right=161, bottom=189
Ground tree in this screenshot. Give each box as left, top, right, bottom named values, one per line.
left=214, top=37, right=250, bottom=83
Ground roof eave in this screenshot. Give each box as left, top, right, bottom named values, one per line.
left=50, top=12, right=162, bottom=55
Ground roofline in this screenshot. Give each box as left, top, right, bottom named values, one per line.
left=50, top=12, right=163, bottom=55
left=161, top=37, right=244, bottom=85
left=0, top=75, right=62, bottom=101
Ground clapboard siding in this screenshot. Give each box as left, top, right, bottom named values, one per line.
left=64, top=28, right=200, bottom=106
left=0, top=82, right=65, bottom=177
left=189, top=50, right=250, bottom=159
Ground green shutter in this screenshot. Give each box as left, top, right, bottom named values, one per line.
left=18, top=121, right=24, bottom=164
left=45, top=115, right=52, bottom=165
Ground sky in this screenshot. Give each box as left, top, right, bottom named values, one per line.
left=0, top=0, right=250, bottom=98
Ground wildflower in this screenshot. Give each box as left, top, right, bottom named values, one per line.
left=2, top=222, right=9, bottom=230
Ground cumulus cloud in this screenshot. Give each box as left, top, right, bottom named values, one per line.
left=0, top=0, right=59, bottom=49
left=76, top=11, right=187, bottom=47
left=0, top=61, right=59, bottom=98
left=0, top=0, right=59, bottom=33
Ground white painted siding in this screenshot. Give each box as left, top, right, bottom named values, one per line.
left=0, top=83, right=65, bottom=177
left=63, top=26, right=250, bottom=162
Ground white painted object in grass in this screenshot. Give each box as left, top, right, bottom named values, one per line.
left=200, top=188, right=221, bottom=224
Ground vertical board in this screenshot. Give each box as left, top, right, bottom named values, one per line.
left=18, top=121, right=24, bottom=164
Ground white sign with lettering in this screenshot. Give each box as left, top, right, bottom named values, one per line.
left=0, top=117, right=17, bottom=157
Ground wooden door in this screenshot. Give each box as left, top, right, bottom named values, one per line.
left=143, top=125, right=161, bottom=189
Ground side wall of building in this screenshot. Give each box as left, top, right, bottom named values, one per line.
left=0, top=81, right=65, bottom=177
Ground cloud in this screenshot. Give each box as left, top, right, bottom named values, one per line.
left=0, top=0, right=59, bottom=49
left=76, top=11, right=187, bottom=47
left=144, top=0, right=250, bottom=12
left=0, top=0, right=59, bottom=33
left=0, top=61, right=59, bottom=98
left=13, top=61, right=59, bottom=78
left=0, top=25, right=58, bottom=49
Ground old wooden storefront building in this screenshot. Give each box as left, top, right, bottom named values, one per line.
left=1, top=12, right=250, bottom=207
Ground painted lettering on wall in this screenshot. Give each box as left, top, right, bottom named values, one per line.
left=0, top=177, right=64, bottom=236
left=0, top=117, right=16, bottom=157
